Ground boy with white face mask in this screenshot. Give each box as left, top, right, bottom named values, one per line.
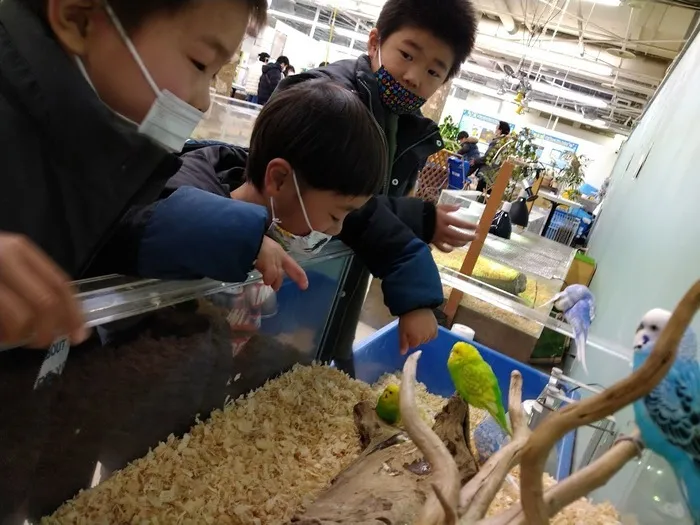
left=0, top=0, right=314, bottom=350
left=168, top=81, right=444, bottom=353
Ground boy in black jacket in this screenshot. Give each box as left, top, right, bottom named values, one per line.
left=276, top=0, right=480, bottom=373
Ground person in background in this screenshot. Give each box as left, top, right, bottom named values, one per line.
left=275, top=0, right=479, bottom=375
left=245, top=51, right=269, bottom=103
left=471, top=120, right=513, bottom=191
left=0, top=0, right=266, bottom=350
left=285, top=64, right=296, bottom=77
left=257, top=55, right=289, bottom=105
left=456, top=130, right=480, bottom=163
left=318, top=61, right=329, bottom=67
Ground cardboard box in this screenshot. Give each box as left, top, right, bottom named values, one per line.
left=564, top=252, right=596, bottom=288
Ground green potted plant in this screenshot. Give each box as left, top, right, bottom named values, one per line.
left=555, top=152, right=588, bottom=200
left=438, top=115, right=461, bottom=153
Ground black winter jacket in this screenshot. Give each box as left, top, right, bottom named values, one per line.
left=0, top=0, right=181, bottom=279
left=257, top=63, right=284, bottom=105
left=277, top=55, right=444, bottom=242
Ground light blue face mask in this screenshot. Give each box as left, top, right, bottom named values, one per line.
left=76, top=2, right=204, bottom=152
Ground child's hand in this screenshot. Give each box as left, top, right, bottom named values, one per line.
left=255, top=236, right=309, bottom=291
left=432, top=204, right=478, bottom=253
left=0, top=232, right=88, bottom=348
left=398, top=308, right=438, bottom=355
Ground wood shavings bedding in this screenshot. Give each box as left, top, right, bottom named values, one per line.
left=44, top=365, right=620, bottom=525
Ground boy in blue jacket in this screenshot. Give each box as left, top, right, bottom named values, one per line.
left=143, top=80, right=444, bottom=352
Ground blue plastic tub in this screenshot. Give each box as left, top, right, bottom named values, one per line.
left=353, top=321, right=575, bottom=480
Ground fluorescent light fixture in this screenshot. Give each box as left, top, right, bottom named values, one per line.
left=531, top=82, right=609, bottom=108
left=578, top=0, right=621, bottom=5
left=453, top=78, right=508, bottom=99
left=528, top=101, right=609, bottom=129
left=461, top=62, right=609, bottom=109
left=475, top=33, right=613, bottom=77
left=462, top=62, right=510, bottom=82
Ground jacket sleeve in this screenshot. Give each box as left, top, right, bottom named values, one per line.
left=136, top=186, right=267, bottom=282
left=374, top=195, right=437, bottom=244
left=338, top=197, right=443, bottom=316
left=88, top=146, right=266, bottom=283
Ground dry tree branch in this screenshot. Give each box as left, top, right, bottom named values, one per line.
left=519, top=280, right=700, bottom=525
left=477, top=428, right=644, bottom=525
left=458, top=371, right=529, bottom=523
left=432, top=484, right=458, bottom=525
left=400, top=351, right=461, bottom=525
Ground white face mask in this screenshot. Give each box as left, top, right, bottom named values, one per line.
left=89, top=2, right=205, bottom=152
left=267, top=172, right=333, bottom=256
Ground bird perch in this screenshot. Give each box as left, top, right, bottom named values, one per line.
left=397, top=280, right=700, bottom=525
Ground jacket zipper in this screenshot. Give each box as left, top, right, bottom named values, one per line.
left=358, top=78, right=390, bottom=196
left=393, top=128, right=442, bottom=167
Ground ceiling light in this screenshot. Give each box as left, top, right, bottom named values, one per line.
left=462, top=62, right=608, bottom=109
left=475, top=33, right=613, bottom=77
left=579, top=0, right=621, bottom=6
left=453, top=79, right=510, bottom=99
left=528, top=101, right=609, bottom=129
left=531, top=82, right=608, bottom=108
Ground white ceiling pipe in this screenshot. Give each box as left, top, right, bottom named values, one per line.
left=491, top=0, right=518, bottom=35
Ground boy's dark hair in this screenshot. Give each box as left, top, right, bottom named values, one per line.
left=457, top=131, right=469, bottom=140
left=497, top=121, right=511, bottom=136
left=21, top=0, right=267, bottom=34
left=319, top=61, right=329, bottom=67
left=276, top=56, right=290, bottom=66
left=376, top=0, right=477, bottom=79
left=247, top=79, right=387, bottom=197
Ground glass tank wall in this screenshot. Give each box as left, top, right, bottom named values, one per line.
left=566, top=24, right=700, bottom=525
left=191, top=93, right=261, bottom=147
left=0, top=243, right=352, bottom=524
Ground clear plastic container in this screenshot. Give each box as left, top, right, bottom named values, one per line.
left=0, top=242, right=353, bottom=523
left=191, top=93, right=261, bottom=147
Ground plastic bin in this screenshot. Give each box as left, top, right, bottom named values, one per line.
left=447, top=156, right=468, bottom=190
left=353, top=321, right=575, bottom=480
left=544, top=208, right=582, bottom=246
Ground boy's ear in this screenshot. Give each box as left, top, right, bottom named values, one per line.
left=367, top=28, right=380, bottom=60
left=263, top=158, right=294, bottom=196
left=46, top=0, right=102, bottom=56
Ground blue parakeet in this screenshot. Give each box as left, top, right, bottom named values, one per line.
left=631, top=308, right=700, bottom=524
left=546, top=284, right=595, bottom=375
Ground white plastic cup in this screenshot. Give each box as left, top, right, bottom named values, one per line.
left=451, top=324, right=476, bottom=341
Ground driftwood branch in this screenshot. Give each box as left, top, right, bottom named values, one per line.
left=401, top=351, right=461, bottom=525
left=519, top=280, right=700, bottom=525
left=459, top=371, right=528, bottom=523
left=477, top=428, right=644, bottom=525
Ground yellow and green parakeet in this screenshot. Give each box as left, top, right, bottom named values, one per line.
left=448, top=342, right=510, bottom=434
left=376, top=383, right=400, bottom=425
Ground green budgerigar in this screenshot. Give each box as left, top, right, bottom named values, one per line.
left=375, top=383, right=401, bottom=425
left=447, top=342, right=510, bottom=434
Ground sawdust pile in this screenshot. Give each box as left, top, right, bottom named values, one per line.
left=45, top=365, right=620, bottom=525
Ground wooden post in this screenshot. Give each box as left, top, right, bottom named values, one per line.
left=443, top=161, right=515, bottom=323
